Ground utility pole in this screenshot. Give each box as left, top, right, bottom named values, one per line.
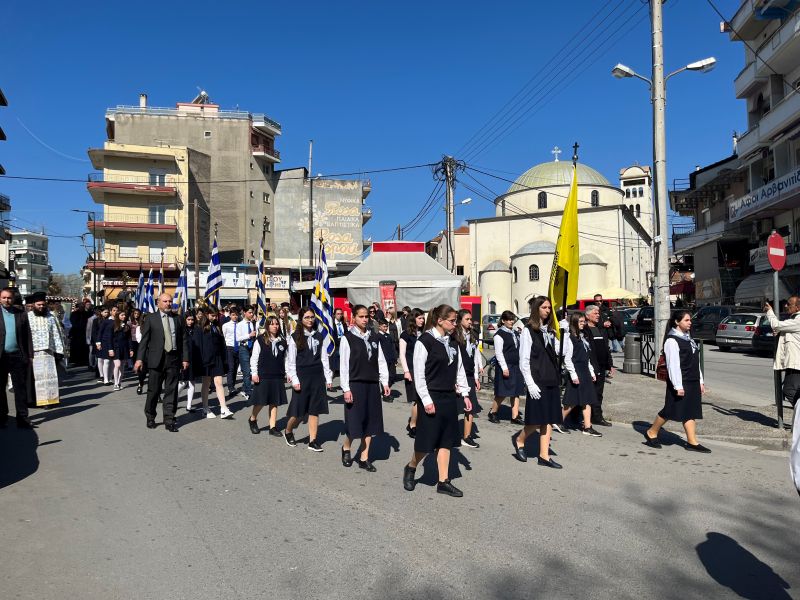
left=193, top=198, right=200, bottom=304
left=650, top=0, right=670, bottom=355
left=433, top=156, right=464, bottom=273
left=397, top=224, right=402, bottom=240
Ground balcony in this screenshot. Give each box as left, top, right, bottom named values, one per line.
left=362, top=179, right=371, bottom=199
left=88, top=146, right=179, bottom=170
left=362, top=207, right=373, bottom=224
left=362, top=236, right=372, bottom=249
left=251, top=142, right=281, bottom=163
left=252, top=114, right=282, bottom=137
left=672, top=220, right=750, bottom=253
left=87, top=172, right=178, bottom=203
left=736, top=90, right=800, bottom=158
left=88, top=213, right=178, bottom=234
left=85, top=250, right=180, bottom=271
left=734, top=61, right=767, bottom=99
left=751, top=9, right=800, bottom=80
left=0, top=192, right=10, bottom=212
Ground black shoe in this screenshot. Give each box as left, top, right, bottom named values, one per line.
left=308, top=440, right=323, bottom=452
left=136, top=385, right=143, bottom=395
left=283, top=431, right=297, bottom=447
left=406, top=418, right=416, bottom=439
left=357, top=459, right=377, bottom=472
left=268, top=427, right=283, bottom=437
left=436, top=479, right=463, bottom=497
left=510, top=416, right=524, bottom=426
left=685, top=442, right=711, bottom=453
left=403, top=465, right=417, bottom=491
left=146, top=419, right=157, bottom=429
left=488, top=412, right=500, bottom=424
left=537, top=456, right=563, bottom=469
left=512, top=434, right=527, bottom=462
left=342, top=448, right=353, bottom=467
left=105, top=381, right=113, bottom=386
left=581, top=426, right=603, bottom=437
left=248, top=418, right=260, bottom=434
left=594, top=418, right=613, bottom=427
left=16, top=417, right=34, bottom=429
left=165, top=422, right=179, bottom=432
left=643, top=432, right=662, bottom=449
left=382, top=396, right=394, bottom=403
left=461, top=436, right=480, bottom=449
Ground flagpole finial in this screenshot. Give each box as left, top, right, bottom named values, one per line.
left=214, top=221, right=218, bottom=237
left=572, top=142, right=579, bottom=166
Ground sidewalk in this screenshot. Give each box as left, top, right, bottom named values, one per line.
left=478, top=369, right=793, bottom=453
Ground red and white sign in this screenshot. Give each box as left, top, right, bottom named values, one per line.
left=379, top=280, right=397, bottom=316
left=767, top=232, right=787, bottom=271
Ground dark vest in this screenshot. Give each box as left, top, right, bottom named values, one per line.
left=400, top=331, right=419, bottom=374
left=528, top=328, right=560, bottom=387
left=495, top=328, right=520, bottom=366
left=345, top=330, right=380, bottom=383
left=418, top=332, right=458, bottom=393
left=668, top=334, right=700, bottom=383
left=587, top=325, right=611, bottom=373
left=569, top=334, right=590, bottom=369
left=257, top=336, right=286, bottom=379
left=377, top=332, right=397, bottom=365
left=295, top=331, right=325, bottom=373
left=458, top=332, right=477, bottom=376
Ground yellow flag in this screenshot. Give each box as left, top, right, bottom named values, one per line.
left=547, top=165, right=580, bottom=338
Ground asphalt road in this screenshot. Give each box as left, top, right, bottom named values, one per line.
left=1, top=369, right=798, bottom=600
left=700, top=345, right=777, bottom=408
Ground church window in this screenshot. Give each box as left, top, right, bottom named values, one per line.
left=636, top=204, right=641, bottom=218
left=537, top=192, right=547, bottom=209
left=638, top=187, right=644, bottom=197
left=489, top=301, right=497, bottom=314
left=591, top=190, right=599, bottom=207
left=529, top=264, right=539, bottom=281
left=625, top=189, right=630, bottom=198
left=513, top=267, right=518, bottom=283
left=632, top=187, right=638, bottom=198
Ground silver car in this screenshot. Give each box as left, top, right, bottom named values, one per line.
left=715, top=312, right=764, bottom=352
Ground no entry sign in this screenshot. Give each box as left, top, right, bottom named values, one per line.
left=767, top=231, right=786, bottom=271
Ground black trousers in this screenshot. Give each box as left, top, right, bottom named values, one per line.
left=226, top=347, right=239, bottom=390
left=591, top=373, right=606, bottom=422
left=782, top=369, right=800, bottom=407
left=144, top=352, right=180, bottom=424
left=0, top=351, right=30, bottom=420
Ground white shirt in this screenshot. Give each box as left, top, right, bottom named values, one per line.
left=85, top=314, right=96, bottom=345
left=493, top=326, right=517, bottom=371
left=337, top=329, right=389, bottom=392
left=519, top=326, right=560, bottom=395
left=235, top=318, right=257, bottom=347
left=563, top=333, right=595, bottom=380
left=222, top=320, right=238, bottom=348
left=664, top=328, right=704, bottom=391
left=249, top=336, right=287, bottom=375
left=285, top=333, right=332, bottom=386
left=412, top=328, right=470, bottom=408
left=461, top=329, right=484, bottom=382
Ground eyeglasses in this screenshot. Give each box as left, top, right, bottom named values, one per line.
left=444, top=318, right=457, bottom=324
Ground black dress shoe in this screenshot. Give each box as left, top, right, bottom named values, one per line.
left=268, top=427, right=283, bottom=437
left=248, top=418, right=260, bottom=434
left=685, top=442, right=711, bottom=453
left=342, top=448, right=353, bottom=467
left=382, top=396, right=394, bottom=403
left=165, top=422, right=179, bottom=432
left=136, top=385, right=143, bottom=395
left=594, top=418, right=613, bottom=427
left=510, top=416, right=524, bottom=426
left=146, top=419, right=157, bottom=429
left=537, top=456, right=563, bottom=469
left=403, top=465, right=417, bottom=491
left=357, top=459, right=377, bottom=472
left=512, top=435, right=527, bottom=462
left=16, top=417, right=34, bottom=429
left=643, top=432, right=662, bottom=449
left=436, top=479, right=463, bottom=497
left=487, top=412, right=500, bottom=423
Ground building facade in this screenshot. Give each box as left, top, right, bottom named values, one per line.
left=9, top=230, right=50, bottom=297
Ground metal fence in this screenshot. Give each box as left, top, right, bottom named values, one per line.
left=641, top=333, right=657, bottom=377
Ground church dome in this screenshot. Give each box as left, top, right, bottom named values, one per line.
left=480, top=260, right=510, bottom=273
left=511, top=241, right=555, bottom=258
left=580, top=252, right=607, bottom=265
left=507, top=160, right=611, bottom=193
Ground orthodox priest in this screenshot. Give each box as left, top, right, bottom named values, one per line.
left=28, top=292, right=64, bottom=408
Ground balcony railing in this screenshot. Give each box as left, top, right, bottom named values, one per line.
left=251, top=143, right=281, bottom=161
left=362, top=207, right=373, bottom=223
left=108, top=105, right=282, bottom=131
left=672, top=223, right=697, bottom=245
left=88, top=250, right=179, bottom=265
left=0, top=193, right=10, bottom=211
left=88, top=172, right=178, bottom=186
left=91, top=213, right=178, bottom=226
left=251, top=113, right=282, bottom=134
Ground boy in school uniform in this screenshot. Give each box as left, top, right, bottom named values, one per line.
left=377, top=318, right=398, bottom=397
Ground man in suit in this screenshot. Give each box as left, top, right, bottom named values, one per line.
left=0, top=287, right=34, bottom=428
left=134, top=293, right=190, bottom=432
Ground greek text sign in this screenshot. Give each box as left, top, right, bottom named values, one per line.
left=728, top=167, right=800, bottom=222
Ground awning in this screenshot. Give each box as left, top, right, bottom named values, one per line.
left=734, top=272, right=794, bottom=304
left=598, top=286, right=639, bottom=299
left=669, top=280, right=695, bottom=295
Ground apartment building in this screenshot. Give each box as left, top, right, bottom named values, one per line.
left=9, top=230, right=50, bottom=297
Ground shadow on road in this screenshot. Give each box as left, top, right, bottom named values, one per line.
left=0, top=426, right=39, bottom=489
left=631, top=420, right=684, bottom=446
left=707, top=402, right=792, bottom=431
left=697, top=532, right=792, bottom=599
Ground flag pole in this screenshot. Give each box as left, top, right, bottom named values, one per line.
left=557, top=142, right=579, bottom=371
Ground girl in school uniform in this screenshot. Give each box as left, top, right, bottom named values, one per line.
left=402, top=304, right=473, bottom=498
left=284, top=306, right=332, bottom=452
left=339, top=305, right=390, bottom=471
left=512, top=296, right=563, bottom=468
left=399, top=308, right=425, bottom=438
left=278, top=306, right=295, bottom=339
left=644, top=310, right=710, bottom=453
left=182, top=313, right=199, bottom=412
left=452, top=309, right=483, bottom=449
left=248, top=316, right=288, bottom=436
left=95, top=306, right=114, bottom=385
left=110, top=309, right=132, bottom=391
left=488, top=310, right=524, bottom=424
left=561, top=312, right=602, bottom=437
left=195, top=308, right=234, bottom=419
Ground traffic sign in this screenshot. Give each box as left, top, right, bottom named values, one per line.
left=767, top=231, right=786, bottom=271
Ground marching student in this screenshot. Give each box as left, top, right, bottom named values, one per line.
left=235, top=305, right=258, bottom=400
left=331, top=307, right=347, bottom=377
left=95, top=306, right=113, bottom=385
left=644, top=310, right=710, bottom=452
left=182, top=313, right=199, bottom=412
left=399, top=308, right=425, bottom=437
left=402, top=304, right=472, bottom=497
left=248, top=316, right=288, bottom=436
left=339, top=305, right=391, bottom=471
left=376, top=317, right=398, bottom=400
left=452, top=309, right=483, bottom=448
left=221, top=308, right=240, bottom=394
left=283, top=306, right=332, bottom=452
left=488, top=310, right=524, bottom=424
left=512, top=296, right=563, bottom=468
left=561, top=312, right=601, bottom=437
left=278, top=306, right=295, bottom=338
left=110, top=309, right=132, bottom=390
left=195, top=308, right=234, bottom=419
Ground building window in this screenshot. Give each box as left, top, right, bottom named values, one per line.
left=203, top=131, right=212, bottom=138
left=265, top=249, right=271, bottom=260
left=529, top=264, right=539, bottom=281
left=513, top=266, right=518, bottom=283
left=266, top=220, right=271, bottom=233
left=148, top=205, right=166, bottom=224
left=638, top=186, right=644, bottom=197
left=625, top=189, right=630, bottom=198
left=263, top=192, right=271, bottom=204
left=632, top=187, right=638, bottom=198
left=456, top=265, right=464, bottom=276
left=149, top=172, right=166, bottom=186
left=489, top=301, right=497, bottom=314
left=250, top=162, right=254, bottom=170
left=537, top=192, right=547, bottom=209
left=251, top=219, right=255, bottom=226
left=119, top=240, right=138, bottom=258
left=591, top=190, right=599, bottom=207
left=629, top=204, right=634, bottom=213
left=635, top=204, right=641, bottom=218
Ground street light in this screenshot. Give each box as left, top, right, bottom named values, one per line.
left=612, top=2, right=716, bottom=356
left=72, top=209, right=97, bottom=303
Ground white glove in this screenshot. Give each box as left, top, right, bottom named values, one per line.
left=528, top=382, right=541, bottom=400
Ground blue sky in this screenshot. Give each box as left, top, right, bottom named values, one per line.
left=1, top=0, right=743, bottom=273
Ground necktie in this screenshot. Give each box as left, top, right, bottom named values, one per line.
left=234, top=323, right=238, bottom=346
left=161, top=313, right=173, bottom=352
left=431, top=330, right=456, bottom=364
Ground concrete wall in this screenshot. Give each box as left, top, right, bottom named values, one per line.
left=479, top=270, right=511, bottom=316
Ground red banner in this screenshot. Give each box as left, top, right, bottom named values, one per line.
left=379, top=280, right=397, bottom=317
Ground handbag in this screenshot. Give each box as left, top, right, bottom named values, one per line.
left=655, top=351, right=668, bottom=382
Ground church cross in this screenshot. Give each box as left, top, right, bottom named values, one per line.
left=551, top=146, right=562, bottom=162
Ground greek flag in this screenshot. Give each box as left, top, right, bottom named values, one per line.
left=134, top=271, right=144, bottom=312
left=144, top=268, right=155, bottom=313
left=204, top=236, right=222, bottom=309
left=256, top=236, right=268, bottom=328
left=311, top=242, right=335, bottom=355
left=172, top=267, right=188, bottom=314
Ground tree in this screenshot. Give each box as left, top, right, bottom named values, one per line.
left=49, top=273, right=84, bottom=298
left=47, top=274, right=62, bottom=296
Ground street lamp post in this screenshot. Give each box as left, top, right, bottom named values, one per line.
left=612, top=0, right=715, bottom=354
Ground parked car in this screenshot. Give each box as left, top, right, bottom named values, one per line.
left=633, top=306, right=654, bottom=332
left=620, top=307, right=640, bottom=336
left=752, top=312, right=789, bottom=356
left=715, top=313, right=764, bottom=352
left=691, top=305, right=761, bottom=344
left=482, top=313, right=526, bottom=344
